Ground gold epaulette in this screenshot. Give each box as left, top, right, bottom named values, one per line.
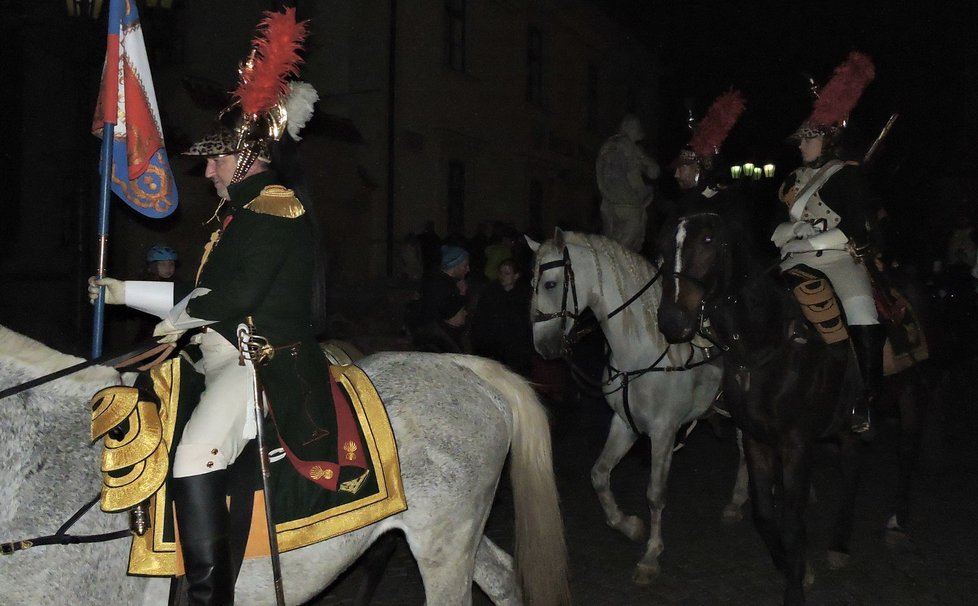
left=244, top=185, right=306, bottom=218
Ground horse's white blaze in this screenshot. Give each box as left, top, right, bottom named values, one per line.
left=674, top=219, right=688, bottom=303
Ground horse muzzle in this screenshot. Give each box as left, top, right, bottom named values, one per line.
left=657, top=304, right=697, bottom=344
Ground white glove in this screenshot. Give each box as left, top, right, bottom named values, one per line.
left=782, top=239, right=815, bottom=254
left=88, top=276, right=125, bottom=305
left=152, top=317, right=186, bottom=344
left=792, top=222, right=818, bottom=238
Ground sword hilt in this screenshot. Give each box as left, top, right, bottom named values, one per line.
left=237, top=317, right=275, bottom=367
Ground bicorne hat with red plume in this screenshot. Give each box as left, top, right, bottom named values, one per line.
left=673, top=89, right=746, bottom=169
left=790, top=51, right=875, bottom=140
left=184, top=8, right=318, bottom=184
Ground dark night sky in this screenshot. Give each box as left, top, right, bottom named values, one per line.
left=597, top=0, right=978, bottom=206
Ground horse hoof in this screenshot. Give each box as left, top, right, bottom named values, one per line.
left=618, top=516, right=646, bottom=542
left=632, top=562, right=660, bottom=585
left=721, top=505, right=743, bottom=524
left=826, top=550, right=850, bottom=570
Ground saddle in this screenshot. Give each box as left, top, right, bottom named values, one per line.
left=782, top=265, right=929, bottom=375
left=90, top=356, right=405, bottom=576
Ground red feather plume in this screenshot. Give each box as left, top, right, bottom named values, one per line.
left=808, top=51, right=875, bottom=128
left=233, top=8, right=308, bottom=116
left=689, top=90, right=746, bottom=158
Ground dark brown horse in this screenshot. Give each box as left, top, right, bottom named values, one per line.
left=655, top=199, right=935, bottom=605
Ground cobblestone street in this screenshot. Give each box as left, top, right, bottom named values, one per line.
left=314, top=356, right=978, bottom=605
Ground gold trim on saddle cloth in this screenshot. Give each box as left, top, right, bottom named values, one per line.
left=126, top=360, right=407, bottom=576
left=90, top=386, right=170, bottom=512
left=271, top=363, right=405, bottom=553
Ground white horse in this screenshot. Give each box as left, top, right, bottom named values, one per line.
left=0, top=324, right=569, bottom=605
left=528, top=229, right=726, bottom=584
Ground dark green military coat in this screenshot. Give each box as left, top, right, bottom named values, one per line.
left=187, top=171, right=348, bottom=494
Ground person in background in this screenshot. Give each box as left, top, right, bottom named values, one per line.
left=483, top=224, right=517, bottom=283
left=471, top=258, right=533, bottom=376
left=145, top=244, right=178, bottom=280
left=412, top=293, right=469, bottom=353
left=418, top=245, right=470, bottom=326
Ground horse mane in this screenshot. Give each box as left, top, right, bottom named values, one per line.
left=710, top=206, right=809, bottom=347
left=563, top=231, right=660, bottom=339
left=0, top=325, right=120, bottom=388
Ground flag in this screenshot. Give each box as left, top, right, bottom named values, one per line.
left=92, top=0, right=178, bottom=218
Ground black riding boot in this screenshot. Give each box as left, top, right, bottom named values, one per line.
left=849, top=324, right=886, bottom=434
left=171, top=471, right=235, bottom=605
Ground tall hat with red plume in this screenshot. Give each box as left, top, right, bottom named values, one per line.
left=184, top=8, right=317, bottom=184
left=674, top=89, right=746, bottom=169
left=790, top=51, right=875, bottom=140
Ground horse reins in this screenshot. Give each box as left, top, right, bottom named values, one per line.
left=1, top=493, right=129, bottom=556
left=533, top=243, right=720, bottom=435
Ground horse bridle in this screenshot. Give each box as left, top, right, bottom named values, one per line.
left=532, top=240, right=719, bottom=436
left=667, top=212, right=731, bottom=348
left=533, top=246, right=581, bottom=339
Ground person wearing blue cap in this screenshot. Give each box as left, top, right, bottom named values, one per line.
left=417, top=244, right=470, bottom=328
left=145, top=244, right=178, bottom=280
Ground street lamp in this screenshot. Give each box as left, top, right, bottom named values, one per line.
left=65, top=0, right=104, bottom=19
left=730, top=165, right=742, bottom=179
left=752, top=167, right=762, bottom=180
left=742, top=162, right=755, bottom=178
left=763, top=163, right=776, bottom=178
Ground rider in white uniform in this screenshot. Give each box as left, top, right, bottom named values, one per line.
left=772, top=52, right=882, bottom=434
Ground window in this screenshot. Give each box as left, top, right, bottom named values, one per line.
left=586, top=65, right=599, bottom=132
left=446, top=0, right=466, bottom=72
left=447, top=161, right=466, bottom=237
left=529, top=179, right=543, bottom=235
left=527, top=26, right=543, bottom=106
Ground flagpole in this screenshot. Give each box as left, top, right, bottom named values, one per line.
left=92, top=123, right=113, bottom=358
left=90, top=0, right=176, bottom=358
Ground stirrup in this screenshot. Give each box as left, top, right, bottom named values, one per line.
left=848, top=408, right=871, bottom=434
left=849, top=417, right=871, bottom=434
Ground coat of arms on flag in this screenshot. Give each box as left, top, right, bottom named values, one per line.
left=92, top=0, right=178, bottom=218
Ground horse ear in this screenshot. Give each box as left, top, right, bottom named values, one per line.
left=554, top=227, right=566, bottom=249
left=525, top=235, right=541, bottom=252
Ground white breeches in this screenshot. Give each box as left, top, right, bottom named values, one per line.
left=172, top=331, right=257, bottom=478
left=781, top=249, right=879, bottom=326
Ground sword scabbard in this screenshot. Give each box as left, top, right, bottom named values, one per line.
left=236, top=317, right=287, bottom=606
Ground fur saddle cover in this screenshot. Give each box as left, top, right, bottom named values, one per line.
left=90, top=356, right=405, bottom=576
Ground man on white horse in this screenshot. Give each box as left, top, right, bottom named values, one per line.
left=88, top=10, right=345, bottom=604
left=596, top=114, right=661, bottom=252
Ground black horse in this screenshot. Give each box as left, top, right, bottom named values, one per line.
left=655, top=199, right=936, bottom=605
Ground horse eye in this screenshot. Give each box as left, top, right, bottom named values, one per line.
left=544, top=280, right=557, bottom=290
left=703, top=235, right=714, bottom=244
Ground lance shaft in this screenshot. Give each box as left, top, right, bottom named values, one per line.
left=862, top=112, right=899, bottom=166
left=237, top=317, right=286, bottom=606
